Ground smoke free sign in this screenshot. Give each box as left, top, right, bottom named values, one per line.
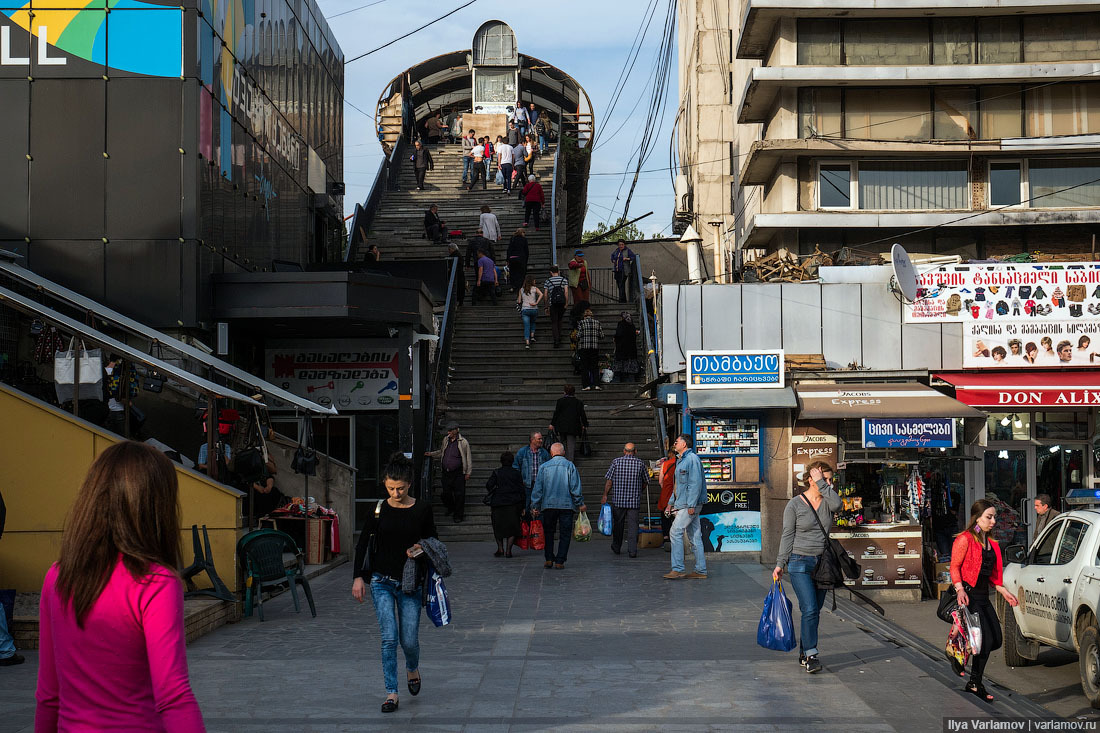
left=862, top=418, right=956, bottom=449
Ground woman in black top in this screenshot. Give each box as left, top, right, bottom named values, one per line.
left=506, top=229, right=529, bottom=292
left=612, top=312, right=640, bottom=381
left=352, top=453, right=437, bottom=713
left=549, top=384, right=588, bottom=463
left=486, top=451, right=527, bottom=557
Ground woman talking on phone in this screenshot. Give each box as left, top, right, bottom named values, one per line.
left=773, top=462, right=841, bottom=675
left=352, top=453, right=438, bottom=713
left=950, top=499, right=1019, bottom=703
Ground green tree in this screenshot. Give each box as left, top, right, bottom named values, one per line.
left=582, top=220, right=647, bottom=244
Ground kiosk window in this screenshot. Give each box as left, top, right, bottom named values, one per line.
left=1030, top=521, right=1063, bottom=565
left=1056, top=520, right=1088, bottom=565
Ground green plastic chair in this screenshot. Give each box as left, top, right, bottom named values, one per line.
left=237, top=529, right=317, bottom=621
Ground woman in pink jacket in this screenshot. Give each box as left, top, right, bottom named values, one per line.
left=36, top=441, right=205, bottom=732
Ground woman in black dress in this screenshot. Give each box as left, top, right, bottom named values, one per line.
left=612, top=311, right=641, bottom=381
left=352, top=453, right=438, bottom=713
left=486, top=451, right=526, bottom=557
left=506, top=229, right=529, bottom=292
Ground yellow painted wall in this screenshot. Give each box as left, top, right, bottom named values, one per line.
left=0, top=385, right=243, bottom=592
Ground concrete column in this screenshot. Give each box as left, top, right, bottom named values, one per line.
left=398, top=326, right=415, bottom=456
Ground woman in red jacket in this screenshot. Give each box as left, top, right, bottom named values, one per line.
left=657, top=448, right=677, bottom=549
left=949, top=499, right=1019, bottom=702
left=522, top=175, right=545, bottom=230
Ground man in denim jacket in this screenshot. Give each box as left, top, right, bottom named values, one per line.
left=531, top=443, right=587, bottom=569
left=512, top=431, right=550, bottom=511
left=664, top=433, right=707, bottom=579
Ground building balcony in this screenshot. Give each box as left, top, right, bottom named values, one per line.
left=736, top=0, right=1093, bottom=58
left=738, top=62, right=1100, bottom=123
left=741, top=208, right=1100, bottom=247
left=739, top=135, right=1100, bottom=185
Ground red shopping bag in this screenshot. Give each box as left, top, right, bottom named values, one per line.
left=528, top=518, right=545, bottom=551
left=516, top=520, right=531, bottom=550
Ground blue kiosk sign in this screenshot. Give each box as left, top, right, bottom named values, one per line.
left=686, top=350, right=785, bottom=389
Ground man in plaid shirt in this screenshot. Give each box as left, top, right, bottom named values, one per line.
left=601, top=443, right=648, bottom=557
left=576, top=309, right=604, bottom=390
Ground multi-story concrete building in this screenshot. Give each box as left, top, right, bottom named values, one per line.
left=678, top=1, right=1100, bottom=267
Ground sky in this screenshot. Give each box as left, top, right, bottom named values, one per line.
left=326, top=0, right=680, bottom=238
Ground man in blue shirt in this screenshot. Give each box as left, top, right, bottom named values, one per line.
left=513, top=431, right=550, bottom=511
left=665, top=433, right=707, bottom=579
left=531, top=443, right=586, bottom=569
left=610, top=240, right=636, bottom=304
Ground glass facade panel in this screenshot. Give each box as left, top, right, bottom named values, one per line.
left=989, top=162, right=1022, bottom=206
left=1029, top=159, right=1100, bottom=207
left=933, top=87, right=976, bottom=140
left=978, top=17, right=1022, bottom=64
left=843, top=20, right=929, bottom=66
left=979, top=85, right=1023, bottom=139
left=857, top=161, right=968, bottom=210
left=797, top=19, right=841, bottom=65
left=818, top=164, right=851, bottom=208
left=474, top=68, right=515, bottom=104
left=932, top=19, right=975, bottom=65
left=845, top=89, right=931, bottom=140
left=1026, top=84, right=1100, bottom=137
left=798, top=87, right=842, bottom=138
left=1023, top=14, right=1100, bottom=62
left=987, top=412, right=1030, bottom=441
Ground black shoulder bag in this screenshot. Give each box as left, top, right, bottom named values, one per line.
left=357, top=500, right=384, bottom=578
left=801, top=494, right=861, bottom=610
left=292, top=417, right=318, bottom=476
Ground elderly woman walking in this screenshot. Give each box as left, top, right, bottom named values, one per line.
left=486, top=451, right=527, bottom=557
left=612, top=311, right=641, bottom=382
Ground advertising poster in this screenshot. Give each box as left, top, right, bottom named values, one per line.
left=964, top=320, right=1100, bottom=369
left=791, top=424, right=837, bottom=490
left=832, top=529, right=924, bottom=588
left=265, top=339, right=419, bottom=411
left=904, top=261, right=1100, bottom=325
left=700, top=487, right=761, bottom=552
left=862, top=418, right=956, bottom=449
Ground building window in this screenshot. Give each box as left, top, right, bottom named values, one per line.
left=933, top=19, right=976, bottom=65
left=1023, top=14, right=1100, bottom=62
left=842, top=20, right=929, bottom=66
left=1025, top=84, right=1100, bottom=137
left=844, top=88, right=931, bottom=141
left=977, top=17, right=1022, bottom=64
left=797, top=19, right=841, bottom=66
left=818, top=164, right=852, bottom=208
left=979, top=85, right=1024, bottom=139
left=989, top=161, right=1024, bottom=207
left=816, top=161, right=969, bottom=210
left=798, top=88, right=842, bottom=138
left=1029, top=159, right=1100, bottom=207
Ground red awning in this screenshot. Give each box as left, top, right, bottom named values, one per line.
left=933, top=372, right=1100, bottom=408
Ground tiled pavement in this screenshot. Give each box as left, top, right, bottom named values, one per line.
left=2, top=539, right=1057, bottom=732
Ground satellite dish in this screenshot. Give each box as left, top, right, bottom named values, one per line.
left=891, top=243, right=919, bottom=302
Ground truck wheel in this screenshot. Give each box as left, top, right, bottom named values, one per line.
left=1079, top=626, right=1100, bottom=708
left=1003, top=607, right=1032, bottom=668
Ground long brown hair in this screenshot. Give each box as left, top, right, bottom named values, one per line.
left=523, top=275, right=535, bottom=294
left=56, top=441, right=183, bottom=627
left=960, top=498, right=995, bottom=543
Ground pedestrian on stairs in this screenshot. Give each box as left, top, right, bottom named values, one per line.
left=517, top=275, right=544, bottom=349
left=461, top=129, right=476, bottom=184
left=411, top=140, right=434, bottom=191
left=507, top=229, right=529, bottom=291
left=466, top=229, right=493, bottom=268
left=665, top=434, right=707, bottom=581
left=543, top=266, right=571, bottom=348
left=486, top=451, right=526, bottom=558
left=522, top=175, right=545, bottom=230
left=512, top=140, right=527, bottom=185
left=535, top=110, right=553, bottom=155
left=611, top=240, right=636, bottom=303
left=658, top=447, right=677, bottom=551
left=612, top=312, right=641, bottom=382
left=467, top=138, right=487, bottom=191
left=479, top=205, right=501, bottom=243
left=601, top=443, right=648, bottom=558
left=498, top=140, right=515, bottom=193
left=568, top=250, right=591, bottom=304
left=549, top=384, right=588, bottom=463
left=474, top=249, right=498, bottom=305
left=424, top=421, right=471, bottom=523
left=482, top=137, right=495, bottom=183
left=507, top=121, right=521, bottom=146
left=531, top=442, right=587, bottom=570
left=513, top=432, right=550, bottom=511
left=576, top=309, right=604, bottom=391
left=424, top=204, right=447, bottom=244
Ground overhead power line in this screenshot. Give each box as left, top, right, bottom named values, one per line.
left=345, top=0, right=478, bottom=64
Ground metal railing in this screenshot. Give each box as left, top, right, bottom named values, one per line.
left=549, top=141, right=563, bottom=267
left=579, top=266, right=629, bottom=304
left=634, top=256, right=667, bottom=453
left=345, top=137, right=406, bottom=262
left=418, top=256, right=460, bottom=500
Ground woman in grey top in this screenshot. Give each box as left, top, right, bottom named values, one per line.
left=772, top=462, right=841, bottom=674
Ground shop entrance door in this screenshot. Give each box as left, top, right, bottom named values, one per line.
left=982, top=447, right=1034, bottom=547
left=1035, top=444, right=1086, bottom=513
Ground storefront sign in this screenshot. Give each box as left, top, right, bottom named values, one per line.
left=904, top=262, right=1100, bottom=325
left=265, top=339, right=419, bottom=411
left=686, top=350, right=784, bottom=389
left=964, top=321, right=1100, bottom=369
left=700, top=488, right=761, bottom=552
left=956, top=387, right=1100, bottom=407
left=861, top=418, right=956, bottom=449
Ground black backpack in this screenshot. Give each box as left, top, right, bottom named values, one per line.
left=549, top=281, right=566, bottom=306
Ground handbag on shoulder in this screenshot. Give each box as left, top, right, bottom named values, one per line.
left=800, top=494, right=860, bottom=604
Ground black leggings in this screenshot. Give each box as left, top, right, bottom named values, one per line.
left=967, top=592, right=1003, bottom=683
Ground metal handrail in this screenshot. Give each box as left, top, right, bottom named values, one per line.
left=418, top=256, right=460, bottom=500
left=549, top=141, right=562, bottom=267
left=345, top=138, right=405, bottom=262
left=634, top=255, right=667, bottom=453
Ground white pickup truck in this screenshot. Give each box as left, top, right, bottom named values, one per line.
left=1001, top=492, right=1100, bottom=707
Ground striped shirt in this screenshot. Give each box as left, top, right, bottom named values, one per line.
left=604, top=454, right=648, bottom=509
left=544, top=275, right=569, bottom=302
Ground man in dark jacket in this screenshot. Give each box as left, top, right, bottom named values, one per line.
left=0, top=489, right=24, bottom=667
left=465, top=229, right=493, bottom=268
left=412, top=139, right=434, bottom=190
left=548, top=384, right=588, bottom=463
left=424, top=204, right=447, bottom=244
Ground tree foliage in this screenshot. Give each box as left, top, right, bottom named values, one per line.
left=582, top=220, right=649, bottom=244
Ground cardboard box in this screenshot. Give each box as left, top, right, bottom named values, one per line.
left=935, top=582, right=952, bottom=599
left=304, top=518, right=326, bottom=565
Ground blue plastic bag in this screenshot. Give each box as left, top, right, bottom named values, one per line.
left=598, top=503, right=613, bottom=536
left=757, top=581, right=797, bottom=652
left=426, top=570, right=452, bottom=627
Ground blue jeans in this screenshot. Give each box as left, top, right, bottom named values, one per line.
left=370, top=574, right=422, bottom=694
left=787, top=554, right=827, bottom=657
left=521, top=308, right=538, bottom=341
left=538, top=134, right=548, bottom=154
left=541, top=508, right=575, bottom=563
left=0, top=604, right=15, bottom=659
left=669, top=508, right=707, bottom=574
left=461, top=156, right=473, bottom=182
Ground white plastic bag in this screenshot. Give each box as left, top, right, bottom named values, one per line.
left=54, top=339, right=102, bottom=385
left=961, top=607, right=983, bottom=656
left=600, top=368, right=614, bottom=383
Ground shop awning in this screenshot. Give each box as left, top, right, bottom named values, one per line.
left=796, top=383, right=986, bottom=419
left=689, top=387, right=798, bottom=410
left=933, top=372, right=1100, bottom=408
